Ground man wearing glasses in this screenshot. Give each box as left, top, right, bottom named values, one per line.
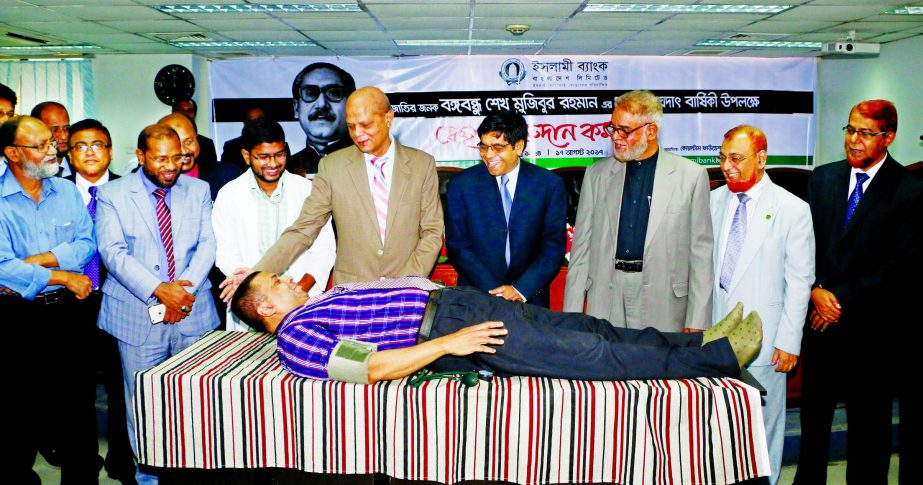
left=1, top=116, right=97, bottom=483
left=289, top=62, right=357, bottom=176
left=31, top=101, right=73, bottom=177
left=795, top=100, right=923, bottom=485
left=96, top=124, right=219, bottom=485
left=159, top=112, right=241, bottom=201
left=445, top=111, right=567, bottom=307
left=213, top=118, right=336, bottom=331
left=564, top=90, right=713, bottom=333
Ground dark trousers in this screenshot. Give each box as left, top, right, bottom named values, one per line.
left=424, top=287, right=740, bottom=381
left=4, top=291, right=100, bottom=484
left=795, top=333, right=893, bottom=485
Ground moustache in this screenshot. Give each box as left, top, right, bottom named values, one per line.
left=308, top=109, right=336, bottom=122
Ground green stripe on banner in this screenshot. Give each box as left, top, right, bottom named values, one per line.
left=436, top=155, right=812, bottom=170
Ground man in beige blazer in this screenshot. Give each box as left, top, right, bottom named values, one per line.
left=221, top=86, right=443, bottom=295
left=563, top=90, right=713, bottom=332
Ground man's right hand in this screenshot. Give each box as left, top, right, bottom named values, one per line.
left=439, top=321, right=508, bottom=356
left=810, top=287, right=842, bottom=329
left=63, top=272, right=93, bottom=300
left=154, top=281, right=196, bottom=318
left=219, top=267, right=252, bottom=304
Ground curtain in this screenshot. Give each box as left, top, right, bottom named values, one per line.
left=0, top=59, right=94, bottom=118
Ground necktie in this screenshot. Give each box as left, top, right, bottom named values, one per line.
left=370, top=156, right=389, bottom=244
left=844, top=172, right=869, bottom=225
left=153, top=189, right=176, bottom=281
left=720, top=193, right=750, bottom=291
left=84, top=185, right=100, bottom=289
left=500, top=174, right=513, bottom=266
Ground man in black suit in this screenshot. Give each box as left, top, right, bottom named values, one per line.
left=445, top=111, right=567, bottom=308
left=288, top=62, right=356, bottom=176
left=794, top=100, right=923, bottom=485
left=172, top=99, right=218, bottom=167
left=159, top=113, right=242, bottom=200
left=65, top=118, right=136, bottom=483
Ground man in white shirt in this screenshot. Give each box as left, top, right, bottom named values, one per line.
left=710, top=125, right=815, bottom=485
left=213, top=118, right=336, bottom=331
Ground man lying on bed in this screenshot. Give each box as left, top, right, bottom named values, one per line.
left=230, top=272, right=761, bottom=384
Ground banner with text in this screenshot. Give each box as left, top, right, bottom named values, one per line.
left=209, top=56, right=815, bottom=168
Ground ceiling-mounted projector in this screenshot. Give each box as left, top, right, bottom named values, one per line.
left=821, top=42, right=880, bottom=57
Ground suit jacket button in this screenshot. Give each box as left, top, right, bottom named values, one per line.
left=154, top=264, right=160, bottom=271
left=377, top=249, right=384, bottom=255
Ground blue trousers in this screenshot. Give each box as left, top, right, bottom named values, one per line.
left=425, top=287, right=740, bottom=380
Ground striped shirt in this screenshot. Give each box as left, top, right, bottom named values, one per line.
left=276, top=277, right=441, bottom=380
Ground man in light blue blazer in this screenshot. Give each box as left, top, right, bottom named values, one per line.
left=710, top=125, right=815, bottom=485
left=96, top=124, right=219, bottom=484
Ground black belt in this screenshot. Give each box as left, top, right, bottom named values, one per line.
left=33, top=288, right=73, bottom=305
left=614, top=259, right=643, bottom=272
left=417, top=288, right=444, bottom=343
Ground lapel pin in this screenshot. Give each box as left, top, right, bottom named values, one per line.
left=765, top=214, right=771, bottom=220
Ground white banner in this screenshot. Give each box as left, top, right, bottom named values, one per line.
left=209, top=56, right=816, bottom=168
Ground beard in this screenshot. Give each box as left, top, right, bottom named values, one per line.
left=613, top=136, right=649, bottom=163
left=23, top=158, right=60, bottom=179
left=726, top=177, right=758, bottom=193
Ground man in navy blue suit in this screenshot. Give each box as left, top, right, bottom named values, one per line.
left=445, top=111, right=567, bottom=308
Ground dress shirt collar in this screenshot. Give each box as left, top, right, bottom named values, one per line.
left=1, top=165, right=56, bottom=200
left=495, top=159, right=521, bottom=198
left=849, top=151, right=886, bottom=184
left=248, top=168, right=287, bottom=200
left=75, top=171, right=110, bottom=192
left=729, top=171, right=768, bottom=205
left=362, top=136, right=396, bottom=166
left=139, top=168, right=170, bottom=196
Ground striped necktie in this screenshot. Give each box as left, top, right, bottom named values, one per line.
left=153, top=189, right=176, bottom=281
left=84, top=185, right=100, bottom=289
left=370, top=156, right=389, bottom=244
left=500, top=174, right=513, bottom=266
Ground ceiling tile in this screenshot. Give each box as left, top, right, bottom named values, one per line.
left=822, top=21, right=915, bottom=34
left=474, top=18, right=567, bottom=30
left=1, top=6, right=73, bottom=22
left=379, top=17, right=470, bottom=30
left=739, top=20, right=841, bottom=34
left=389, top=30, right=471, bottom=40
left=565, top=14, right=669, bottom=30
left=771, top=5, right=895, bottom=22
left=366, top=4, right=471, bottom=17
left=5, top=20, right=124, bottom=35
left=474, top=3, right=581, bottom=16
left=866, top=31, right=921, bottom=43
left=284, top=18, right=380, bottom=31
left=47, top=5, right=172, bottom=21
left=306, top=30, right=390, bottom=41
left=187, top=18, right=289, bottom=31
left=98, top=19, right=202, bottom=32
left=222, top=31, right=311, bottom=42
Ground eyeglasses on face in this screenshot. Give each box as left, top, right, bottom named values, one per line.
left=842, top=125, right=890, bottom=139
left=299, top=85, right=348, bottom=103
left=249, top=150, right=287, bottom=163
left=70, top=142, right=111, bottom=153
left=477, top=142, right=511, bottom=154
left=605, top=122, right=651, bottom=138
left=13, top=139, right=57, bottom=152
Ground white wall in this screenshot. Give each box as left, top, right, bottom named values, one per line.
left=93, top=54, right=211, bottom=175
left=815, top=35, right=923, bottom=166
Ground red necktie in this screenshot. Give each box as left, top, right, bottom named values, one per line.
left=153, top=189, right=176, bottom=281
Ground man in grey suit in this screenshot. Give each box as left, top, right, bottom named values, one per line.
left=564, top=90, right=713, bottom=332
left=220, top=86, right=443, bottom=299
left=711, top=125, right=814, bottom=484
left=96, top=124, right=219, bottom=485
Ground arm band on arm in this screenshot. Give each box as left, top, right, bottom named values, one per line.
left=327, top=339, right=378, bottom=384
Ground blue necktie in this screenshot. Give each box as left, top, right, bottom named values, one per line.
left=844, top=172, right=869, bottom=225
left=500, top=175, right=512, bottom=266
left=720, top=193, right=750, bottom=291
left=84, top=186, right=100, bottom=289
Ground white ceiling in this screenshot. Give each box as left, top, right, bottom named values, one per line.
left=0, top=0, right=921, bottom=58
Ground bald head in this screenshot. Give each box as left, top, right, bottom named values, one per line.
left=158, top=112, right=199, bottom=171
left=345, top=86, right=394, bottom=157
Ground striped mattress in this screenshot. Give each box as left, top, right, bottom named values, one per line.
left=135, top=330, right=770, bottom=484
